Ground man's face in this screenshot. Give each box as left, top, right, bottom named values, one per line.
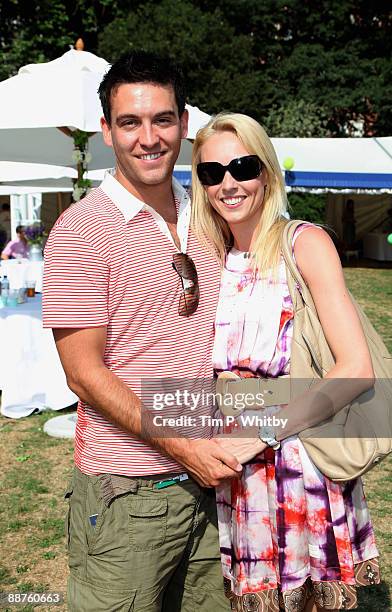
left=101, top=82, right=188, bottom=190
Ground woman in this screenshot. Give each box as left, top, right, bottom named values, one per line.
left=191, top=113, right=379, bottom=612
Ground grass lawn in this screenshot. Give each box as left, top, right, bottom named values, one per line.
left=0, top=266, right=391, bottom=611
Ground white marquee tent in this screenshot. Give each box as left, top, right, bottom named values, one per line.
left=272, top=137, right=392, bottom=191
left=0, top=48, right=210, bottom=173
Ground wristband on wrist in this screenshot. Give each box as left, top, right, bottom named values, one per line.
left=258, top=425, right=281, bottom=450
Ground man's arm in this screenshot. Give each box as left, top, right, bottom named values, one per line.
left=54, top=327, right=243, bottom=487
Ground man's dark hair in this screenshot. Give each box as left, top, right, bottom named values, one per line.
left=98, top=50, right=186, bottom=124
left=16, top=225, right=24, bottom=234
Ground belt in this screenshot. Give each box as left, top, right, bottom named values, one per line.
left=215, top=371, right=291, bottom=417
left=98, top=472, right=189, bottom=506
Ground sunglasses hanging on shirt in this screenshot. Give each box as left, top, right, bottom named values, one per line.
left=197, top=155, right=263, bottom=186
left=172, top=253, right=200, bottom=317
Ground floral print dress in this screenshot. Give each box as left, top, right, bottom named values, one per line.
left=213, top=236, right=380, bottom=612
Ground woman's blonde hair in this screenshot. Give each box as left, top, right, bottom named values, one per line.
left=191, top=112, right=288, bottom=276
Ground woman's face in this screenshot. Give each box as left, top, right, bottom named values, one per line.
left=199, top=131, right=267, bottom=240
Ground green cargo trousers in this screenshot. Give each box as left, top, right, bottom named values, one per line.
left=65, top=467, right=231, bottom=612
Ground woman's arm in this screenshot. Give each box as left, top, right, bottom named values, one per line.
left=295, top=226, right=372, bottom=379
left=273, top=225, right=374, bottom=440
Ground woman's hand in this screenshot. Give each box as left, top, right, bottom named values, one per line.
left=215, top=429, right=267, bottom=464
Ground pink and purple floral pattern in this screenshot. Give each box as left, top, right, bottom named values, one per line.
left=213, top=231, right=378, bottom=607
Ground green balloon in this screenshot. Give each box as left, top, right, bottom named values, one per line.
left=387, top=233, right=392, bottom=245
left=283, top=156, right=295, bottom=171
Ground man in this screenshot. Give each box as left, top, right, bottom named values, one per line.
left=43, top=51, right=241, bottom=612
left=1, top=224, right=29, bottom=259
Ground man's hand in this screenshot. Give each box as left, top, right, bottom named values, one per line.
left=177, top=438, right=243, bottom=488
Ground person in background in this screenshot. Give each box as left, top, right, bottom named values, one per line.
left=1, top=224, right=29, bottom=260
left=192, top=113, right=379, bottom=612
left=0, top=203, right=11, bottom=252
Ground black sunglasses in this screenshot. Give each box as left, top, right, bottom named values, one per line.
left=172, top=253, right=200, bottom=317
left=197, top=154, right=263, bottom=186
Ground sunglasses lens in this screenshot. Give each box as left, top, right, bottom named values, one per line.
left=172, top=253, right=200, bottom=317
left=197, top=156, right=262, bottom=186
left=197, top=162, right=224, bottom=186
left=179, top=286, right=200, bottom=317
left=230, top=156, right=262, bottom=181
left=172, top=253, right=198, bottom=281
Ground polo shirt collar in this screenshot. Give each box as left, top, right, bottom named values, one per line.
left=99, top=170, right=191, bottom=253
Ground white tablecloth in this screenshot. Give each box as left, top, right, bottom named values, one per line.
left=0, top=294, right=78, bottom=418
left=0, top=259, right=44, bottom=292
left=363, top=232, right=392, bottom=261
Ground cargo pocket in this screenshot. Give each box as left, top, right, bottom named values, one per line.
left=64, top=485, right=73, bottom=552
left=128, top=494, right=167, bottom=551
left=86, top=480, right=109, bottom=555
left=68, top=573, right=136, bottom=612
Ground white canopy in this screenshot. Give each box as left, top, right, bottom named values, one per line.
left=0, top=49, right=107, bottom=132
left=3, top=49, right=390, bottom=192
left=186, top=104, right=210, bottom=140
left=0, top=162, right=102, bottom=196
left=0, top=128, right=115, bottom=170
left=0, top=162, right=74, bottom=195
left=0, top=161, right=76, bottom=182
left=272, top=137, right=392, bottom=174
left=0, top=49, right=210, bottom=171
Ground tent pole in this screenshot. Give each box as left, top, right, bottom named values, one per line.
left=57, top=192, right=63, bottom=216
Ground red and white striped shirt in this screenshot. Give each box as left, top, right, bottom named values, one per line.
left=43, top=173, right=220, bottom=476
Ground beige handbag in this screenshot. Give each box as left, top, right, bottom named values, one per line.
left=282, top=220, right=392, bottom=481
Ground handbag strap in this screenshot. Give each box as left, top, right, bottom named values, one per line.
left=281, top=220, right=317, bottom=314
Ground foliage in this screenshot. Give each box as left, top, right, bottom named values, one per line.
left=98, top=0, right=262, bottom=118
left=0, top=0, right=125, bottom=81
left=264, top=100, right=330, bottom=138
left=72, top=129, right=90, bottom=150
left=287, top=193, right=326, bottom=224
left=0, top=1, right=392, bottom=135
left=71, top=130, right=92, bottom=201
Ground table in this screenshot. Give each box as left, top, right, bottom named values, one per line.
left=0, top=294, right=78, bottom=418
left=363, top=232, right=392, bottom=261
left=0, top=259, right=44, bottom=292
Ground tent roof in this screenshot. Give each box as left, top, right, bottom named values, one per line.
left=272, top=137, right=392, bottom=189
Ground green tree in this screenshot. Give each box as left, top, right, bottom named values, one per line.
left=0, top=0, right=127, bottom=81
left=195, top=0, right=392, bottom=135
left=1, top=0, right=391, bottom=135
left=264, top=99, right=329, bottom=137
left=288, top=193, right=326, bottom=224
left=98, top=0, right=262, bottom=117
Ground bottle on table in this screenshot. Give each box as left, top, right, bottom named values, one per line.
left=1, top=275, right=10, bottom=295
left=1, top=275, right=10, bottom=305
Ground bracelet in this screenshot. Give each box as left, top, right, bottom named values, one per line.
left=258, top=425, right=281, bottom=450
